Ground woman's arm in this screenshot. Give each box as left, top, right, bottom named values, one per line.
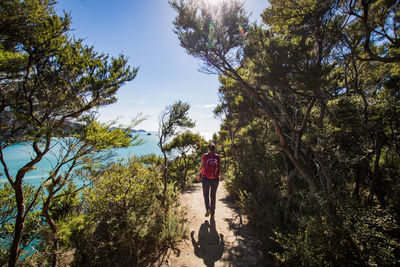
left=196, top=160, right=204, bottom=181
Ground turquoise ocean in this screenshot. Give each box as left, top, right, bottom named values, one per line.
left=0, top=132, right=161, bottom=187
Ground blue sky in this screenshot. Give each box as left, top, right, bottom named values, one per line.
left=56, top=0, right=267, bottom=140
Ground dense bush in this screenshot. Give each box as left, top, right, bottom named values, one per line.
left=62, top=160, right=187, bottom=266
left=217, top=90, right=400, bottom=265
left=23, top=158, right=188, bottom=266
left=273, top=199, right=400, bottom=266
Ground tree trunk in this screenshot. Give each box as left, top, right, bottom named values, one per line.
left=183, top=169, right=188, bottom=189
left=284, top=169, right=297, bottom=225
left=8, top=182, right=24, bottom=267
left=182, top=156, right=188, bottom=189
left=314, top=157, right=333, bottom=195
left=51, top=238, right=59, bottom=267
left=370, top=136, right=386, bottom=206
left=162, top=149, right=168, bottom=194
left=231, top=71, right=316, bottom=191
left=282, top=145, right=315, bottom=191
left=8, top=138, right=51, bottom=266
left=43, top=190, right=59, bottom=267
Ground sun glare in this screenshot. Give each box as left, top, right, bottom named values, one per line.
left=204, top=0, right=228, bottom=5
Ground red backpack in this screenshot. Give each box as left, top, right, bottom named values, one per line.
left=203, top=153, right=219, bottom=179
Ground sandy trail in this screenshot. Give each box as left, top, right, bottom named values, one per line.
left=162, top=181, right=268, bottom=267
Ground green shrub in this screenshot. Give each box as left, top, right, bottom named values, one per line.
left=273, top=201, right=400, bottom=266
left=273, top=216, right=363, bottom=266
left=58, top=159, right=188, bottom=266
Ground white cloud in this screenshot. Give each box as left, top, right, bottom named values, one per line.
left=195, top=104, right=217, bottom=109
left=200, top=132, right=214, bottom=141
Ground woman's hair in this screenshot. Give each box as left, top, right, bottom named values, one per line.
left=208, top=143, right=216, bottom=152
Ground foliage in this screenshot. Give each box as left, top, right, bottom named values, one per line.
left=0, top=0, right=138, bottom=265
left=48, top=183, right=82, bottom=224
left=54, top=159, right=188, bottom=266
left=273, top=201, right=400, bottom=266
left=158, top=101, right=195, bottom=144
left=170, top=0, right=400, bottom=265
left=164, top=131, right=207, bottom=189
left=158, top=100, right=195, bottom=192
left=169, top=0, right=249, bottom=74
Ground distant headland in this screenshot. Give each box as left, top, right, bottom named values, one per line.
left=109, top=127, right=147, bottom=133
left=131, top=129, right=147, bottom=133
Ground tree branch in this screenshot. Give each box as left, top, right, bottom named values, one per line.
left=0, top=146, right=14, bottom=185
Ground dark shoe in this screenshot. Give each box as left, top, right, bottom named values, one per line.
left=205, top=209, right=210, bottom=217
left=210, top=210, right=215, bottom=218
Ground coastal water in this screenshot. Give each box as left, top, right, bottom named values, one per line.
left=0, top=132, right=161, bottom=187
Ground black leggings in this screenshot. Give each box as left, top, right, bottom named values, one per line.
left=201, top=177, right=219, bottom=212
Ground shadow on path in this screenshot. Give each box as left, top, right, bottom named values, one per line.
left=191, top=218, right=224, bottom=267
left=219, top=196, right=278, bottom=266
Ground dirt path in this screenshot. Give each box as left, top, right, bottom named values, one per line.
left=162, top=181, right=269, bottom=267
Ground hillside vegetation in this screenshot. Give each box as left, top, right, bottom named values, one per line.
left=170, top=0, right=400, bottom=265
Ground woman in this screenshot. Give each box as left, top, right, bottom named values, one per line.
left=197, top=143, right=222, bottom=218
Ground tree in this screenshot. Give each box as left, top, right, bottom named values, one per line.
left=0, top=1, right=138, bottom=265
left=158, top=100, right=195, bottom=193
left=332, top=0, right=400, bottom=206
left=38, top=120, right=141, bottom=266
left=170, top=0, right=339, bottom=192
left=164, top=131, right=206, bottom=188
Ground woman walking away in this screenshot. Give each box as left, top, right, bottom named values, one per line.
left=197, top=143, right=222, bottom=218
